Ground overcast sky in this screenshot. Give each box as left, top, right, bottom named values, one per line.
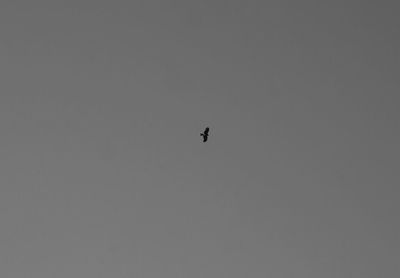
left=0, top=1, right=399, bottom=277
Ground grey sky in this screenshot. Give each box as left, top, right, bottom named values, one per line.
left=0, top=1, right=399, bottom=277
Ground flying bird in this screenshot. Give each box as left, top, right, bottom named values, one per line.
left=200, top=127, right=210, bottom=142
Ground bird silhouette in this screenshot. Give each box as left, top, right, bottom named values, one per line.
left=200, top=127, right=209, bottom=142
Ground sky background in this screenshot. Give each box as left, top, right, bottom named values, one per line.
left=0, top=1, right=399, bottom=277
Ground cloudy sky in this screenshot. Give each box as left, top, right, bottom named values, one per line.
left=0, top=1, right=399, bottom=277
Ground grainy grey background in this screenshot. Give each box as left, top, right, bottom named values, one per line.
left=0, top=1, right=399, bottom=277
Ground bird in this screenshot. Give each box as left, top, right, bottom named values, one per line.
left=200, top=127, right=210, bottom=142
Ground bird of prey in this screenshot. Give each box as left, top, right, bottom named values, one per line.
left=200, top=127, right=210, bottom=142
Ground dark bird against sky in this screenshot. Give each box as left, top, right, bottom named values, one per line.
left=200, top=127, right=209, bottom=142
